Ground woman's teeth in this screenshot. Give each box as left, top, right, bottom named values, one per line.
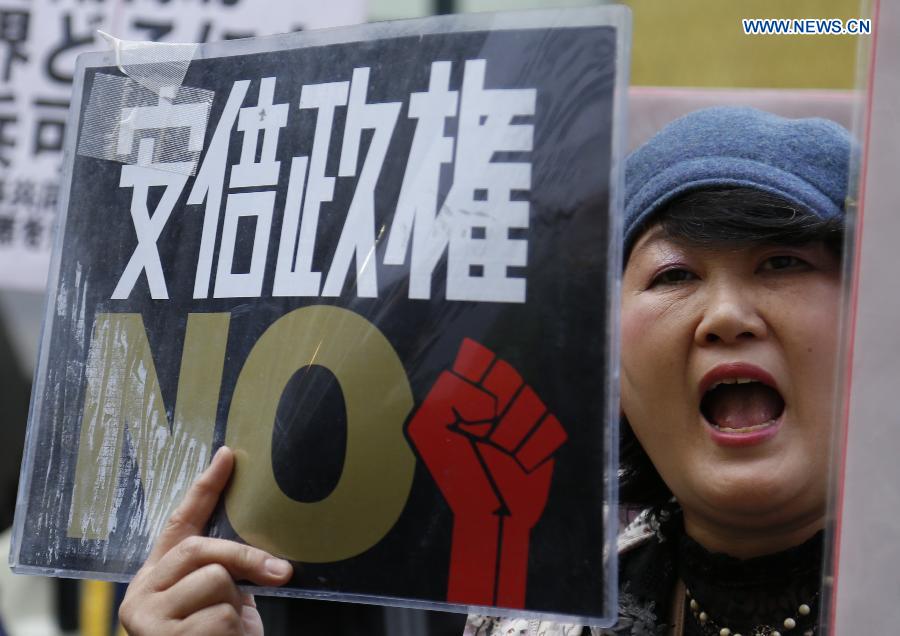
left=708, top=377, right=758, bottom=390
left=711, top=418, right=778, bottom=433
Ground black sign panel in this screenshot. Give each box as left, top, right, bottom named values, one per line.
left=12, top=10, right=627, bottom=621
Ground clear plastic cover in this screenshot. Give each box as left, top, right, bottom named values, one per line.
left=827, top=0, right=900, bottom=633
left=10, top=8, right=630, bottom=624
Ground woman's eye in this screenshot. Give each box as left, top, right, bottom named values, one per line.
left=650, top=268, right=697, bottom=287
left=760, top=255, right=808, bottom=271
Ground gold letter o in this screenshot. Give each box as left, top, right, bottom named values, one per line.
left=225, top=306, right=414, bottom=562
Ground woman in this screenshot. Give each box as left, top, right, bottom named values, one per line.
left=467, top=108, right=849, bottom=635
left=119, top=107, right=852, bottom=636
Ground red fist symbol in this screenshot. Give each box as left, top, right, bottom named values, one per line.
left=407, top=338, right=567, bottom=608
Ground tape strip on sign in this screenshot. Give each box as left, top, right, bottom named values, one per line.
left=98, top=30, right=199, bottom=100
left=76, top=33, right=210, bottom=177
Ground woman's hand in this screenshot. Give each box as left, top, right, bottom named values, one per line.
left=119, top=447, right=293, bottom=635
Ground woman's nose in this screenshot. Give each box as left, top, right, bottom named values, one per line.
left=694, top=283, right=767, bottom=346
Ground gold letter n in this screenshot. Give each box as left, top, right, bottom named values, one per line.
left=68, top=312, right=229, bottom=541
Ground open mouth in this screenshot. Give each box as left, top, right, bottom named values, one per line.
left=700, top=379, right=785, bottom=433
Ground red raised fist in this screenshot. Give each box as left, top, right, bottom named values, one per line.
left=407, top=338, right=567, bottom=608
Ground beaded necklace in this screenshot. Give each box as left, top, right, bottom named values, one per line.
left=684, top=586, right=818, bottom=636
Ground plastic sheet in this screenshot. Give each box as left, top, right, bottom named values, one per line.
left=11, top=8, right=630, bottom=624
left=828, top=0, right=900, bottom=632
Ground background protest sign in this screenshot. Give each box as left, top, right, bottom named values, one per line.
left=0, top=0, right=365, bottom=292
left=10, top=9, right=630, bottom=621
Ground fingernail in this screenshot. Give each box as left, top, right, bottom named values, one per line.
left=265, top=558, right=291, bottom=577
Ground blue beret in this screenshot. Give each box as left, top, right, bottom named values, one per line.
left=624, top=106, right=852, bottom=247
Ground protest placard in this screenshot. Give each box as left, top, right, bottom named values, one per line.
left=11, top=9, right=629, bottom=621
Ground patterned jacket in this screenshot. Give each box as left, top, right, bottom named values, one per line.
left=462, top=510, right=664, bottom=636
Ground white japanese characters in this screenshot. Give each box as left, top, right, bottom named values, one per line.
left=386, top=60, right=535, bottom=303
left=112, top=60, right=537, bottom=304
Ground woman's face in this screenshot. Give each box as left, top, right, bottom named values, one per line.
left=620, top=225, right=841, bottom=537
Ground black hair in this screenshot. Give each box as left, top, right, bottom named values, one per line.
left=619, top=187, right=844, bottom=510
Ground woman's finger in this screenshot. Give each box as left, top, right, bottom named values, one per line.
left=177, top=602, right=247, bottom=636
left=240, top=596, right=264, bottom=636
left=120, top=445, right=291, bottom=636
left=161, top=562, right=245, bottom=619
left=147, top=535, right=293, bottom=592
left=147, top=446, right=234, bottom=565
